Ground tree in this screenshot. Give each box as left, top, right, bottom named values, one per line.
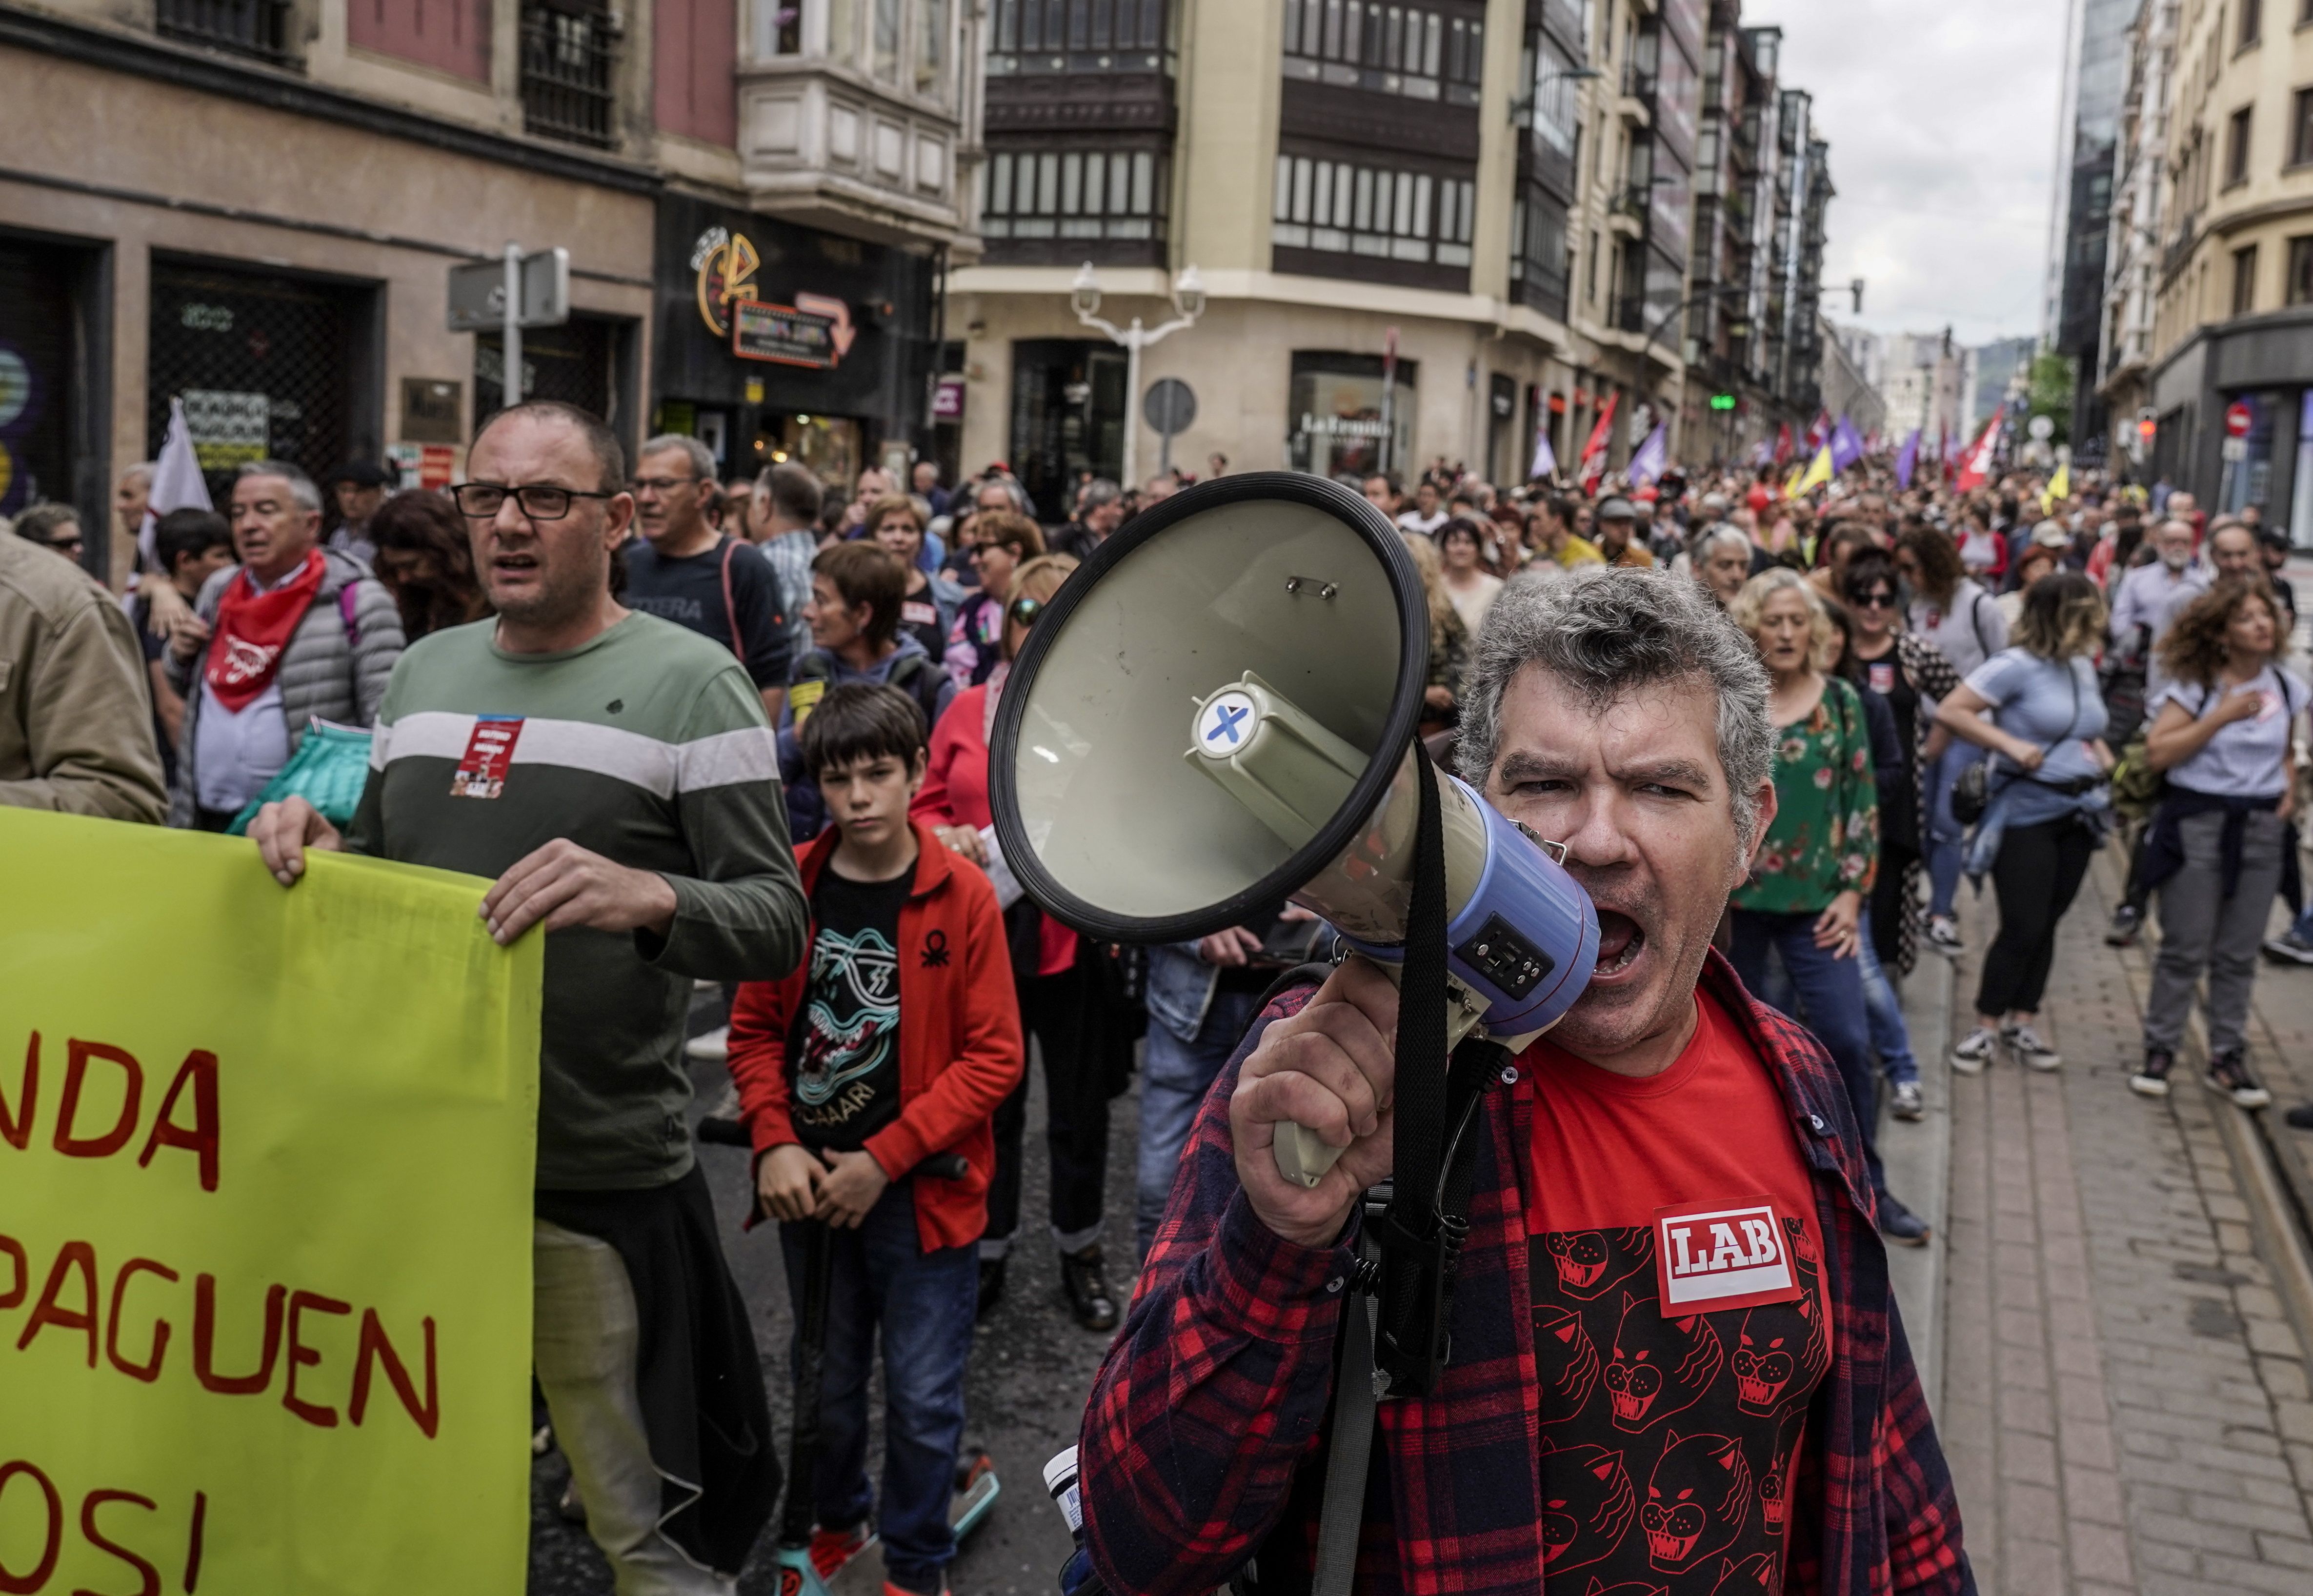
left=2027, top=352, right=2076, bottom=446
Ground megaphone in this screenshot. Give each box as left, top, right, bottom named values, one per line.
left=988, top=473, right=1598, bottom=1187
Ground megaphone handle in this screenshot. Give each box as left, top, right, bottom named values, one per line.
left=1270, top=960, right=1490, bottom=1190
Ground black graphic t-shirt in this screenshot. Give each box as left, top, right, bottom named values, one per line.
left=788, top=865, right=911, bottom=1150
left=1522, top=992, right=1833, bottom=1593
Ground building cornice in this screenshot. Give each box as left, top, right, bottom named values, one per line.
left=0, top=2, right=660, bottom=196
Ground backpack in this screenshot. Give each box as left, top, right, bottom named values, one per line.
left=789, top=648, right=947, bottom=731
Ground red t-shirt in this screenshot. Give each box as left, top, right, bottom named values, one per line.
left=1522, top=989, right=1832, bottom=1591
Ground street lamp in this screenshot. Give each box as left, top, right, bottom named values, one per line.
left=1069, top=260, right=1207, bottom=487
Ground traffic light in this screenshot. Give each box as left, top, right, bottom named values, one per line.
left=1710, top=393, right=1737, bottom=411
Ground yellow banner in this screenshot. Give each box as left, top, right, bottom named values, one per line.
left=0, top=810, right=542, bottom=1595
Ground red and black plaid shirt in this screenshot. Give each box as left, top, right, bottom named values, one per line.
left=1080, top=953, right=1972, bottom=1596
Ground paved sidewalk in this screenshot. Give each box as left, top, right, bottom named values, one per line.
left=1936, top=852, right=2313, bottom=1596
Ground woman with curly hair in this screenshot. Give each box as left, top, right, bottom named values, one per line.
left=1399, top=531, right=1469, bottom=734
left=1933, top=572, right=2113, bottom=1074
left=1727, top=569, right=1929, bottom=1245
left=2128, top=578, right=2302, bottom=1104
left=368, top=489, right=489, bottom=640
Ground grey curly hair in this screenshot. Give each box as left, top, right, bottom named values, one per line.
left=1455, top=566, right=1776, bottom=849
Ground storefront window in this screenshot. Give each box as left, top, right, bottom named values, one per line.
left=1009, top=339, right=1126, bottom=521
left=1287, top=351, right=1417, bottom=481
left=0, top=242, right=77, bottom=520
left=2292, top=392, right=2313, bottom=550
left=2224, top=389, right=2282, bottom=516
left=754, top=412, right=863, bottom=494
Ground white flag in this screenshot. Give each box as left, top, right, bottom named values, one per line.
left=1529, top=423, right=1558, bottom=482
left=138, top=397, right=215, bottom=573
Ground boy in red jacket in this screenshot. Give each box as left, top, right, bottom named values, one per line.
left=728, top=683, right=1024, bottom=1596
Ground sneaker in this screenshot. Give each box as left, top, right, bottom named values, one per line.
left=2002, top=1025, right=2062, bottom=1071
left=1877, top=1190, right=1931, bottom=1247
left=2285, top=1102, right=2313, bottom=1130
left=1891, top=1080, right=1925, bottom=1121
left=1925, top=917, right=1965, bottom=958
left=2105, top=903, right=2144, bottom=947
left=2263, top=931, right=2313, bottom=966
left=975, top=1256, right=1007, bottom=1324
left=684, top=1025, right=730, bottom=1063
left=1060, top=1244, right=1120, bottom=1332
left=2130, top=1047, right=2175, bottom=1098
left=1951, top=1027, right=1998, bottom=1075
left=883, top=1581, right=950, bottom=1596
left=2204, top=1048, right=2273, bottom=1110
left=810, top=1523, right=873, bottom=1580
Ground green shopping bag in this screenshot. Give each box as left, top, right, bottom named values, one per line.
left=227, top=717, right=376, bottom=835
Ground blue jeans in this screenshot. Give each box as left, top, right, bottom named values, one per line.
left=2290, top=900, right=2313, bottom=943
left=1137, top=987, right=1264, bottom=1261
left=1925, top=742, right=1986, bottom=919
left=1855, top=932, right=1920, bottom=1088
left=1729, top=908, right=1884, bottom=1190
left=779, top=1185, right=977, bottom=1591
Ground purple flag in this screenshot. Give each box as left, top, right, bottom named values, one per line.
left=1895, top=428, right=1921, bottom=489
left=1628, top=423, right=1669, bottom=486
left=1830, top=415, right=1865, bottom=474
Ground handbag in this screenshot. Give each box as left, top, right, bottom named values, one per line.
left=226, top=718, right=376, bottom=837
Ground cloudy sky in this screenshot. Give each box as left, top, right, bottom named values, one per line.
left=1749, top=0, right=2071, bottom=348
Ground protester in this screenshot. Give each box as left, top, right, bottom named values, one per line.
left=164, top=460, right=403, bottom=831
left=1995, top=535, right=2066, bottom=628
left=368, top=489, right=490, bottom=642
left=327, top=460, right=394, bottom=567
left=721, top=474, right=755, bottom=533
left=2256, top=526, right=2297, bottom=630
left=12, top=503, right=86, bottom=561
left=1399, top=531, right=1468, bottom=733
left=1934, top=573, right=2112, bottom=1074
left=868, top=495, right=963, bottom=662
left=2128, top=579, right=2297, bottom=1105
left=910, top=555, right=1123, bottom=1330
left=624, top=434, right=793, bottom=720
left=132, top=508, right=235, bottom=779
left=0, top=519, right=168, bottom=821
left=1806, top=522, right=1874, bottom=604
left=1591, top=495, right=1654, bottom=567
left=945, top=511, right=1045, bottom=690
left=909, top=458, right=952, bottom=519
left=1393, top=477, right=1447, bottom=535
left=251, top=399, right=807, bottom=1596
left=753, top=461, right=825, bottom=662
left=1726, top=568, right=1927, bottom=1243
left=1896, top=523, right=2005, bottom=957
left=1051, top=479, right=1125, bottom=562
left=730, top=682, right=1021, bottom=1596
left=1079, top=566, right=1966, bottom=1594
left=1360, top=473, right=1400, bottom=519
left=1434, top=516, right=1502, bottom=637
left=1691, top=521, right=1756, bottom=607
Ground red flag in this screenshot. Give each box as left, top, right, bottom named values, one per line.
left=1954, top=406, right=2003, bottom=492
left=1803, top=411, right=1830, bottom=453
left=1579, top=392, right=1619, bottom=493
left=1773, top=422, right=1794, bottom=466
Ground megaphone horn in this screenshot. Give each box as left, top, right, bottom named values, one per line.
left=988, top=473, right=1598, bottom=1188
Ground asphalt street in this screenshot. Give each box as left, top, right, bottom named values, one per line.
left=526, top=990, right=1138, bottom=1595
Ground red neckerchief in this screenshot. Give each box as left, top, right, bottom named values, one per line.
left=205, top=550, right=326, bottom=712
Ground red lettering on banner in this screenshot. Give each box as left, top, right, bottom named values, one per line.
left=16, top=1240, right=99, bottom=1367
left=1, top=1034, right=34, bottom=1151
left=54, top=1040, right=141, bottom=1160
left=0, top=1235, right=23, bottom=1311
left=0, top=1460, right=62, bottom=1594
left=193, top=1277, right=283, bottom=1396
left=185, top=1490, right=206, bottom=1592
left=81, top=1489, right=161, bottom=1596
left=105, top=1259, right=179, bottom=1384
left=351, top=1310, right=441, bottom=1438
left=137, top=1052, right=220, bottom=1193
left=282, top=1291, right=352, bottom=1428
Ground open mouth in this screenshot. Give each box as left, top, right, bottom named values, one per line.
left=1592, top=911, right=1647, bottom=979
left=492, top=551, right=540, bottom=579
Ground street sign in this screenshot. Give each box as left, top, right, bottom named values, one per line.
left=1143, top=377, right=1197, bottom=436
left=2028, top=414, right=2055, bottom=442
left=2223, top=437, right=2249, bottom=462
left=447, top=248, right=570, bottom=332
left=730, top=299, right=840, bottom=368
left=2226, top=400, right=2253, bottom=439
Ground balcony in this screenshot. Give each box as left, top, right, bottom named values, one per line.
left=991, top=0, right=1174, bottom=76
left=521, top=2, right=619, bottom=148
left=155, top=0, right=293, bottom=61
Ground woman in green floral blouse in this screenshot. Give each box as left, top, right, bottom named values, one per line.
left=1726, top=569, right=1927, bottom=1244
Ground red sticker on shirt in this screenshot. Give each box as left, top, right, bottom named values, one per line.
left=450, top=716, right=523, bottom=798
left=901, top=599, right=939, bottom=628
left=1868, top=662, right=1896, bottom=695
left=1651, top=1197, right=1804, bottom=1316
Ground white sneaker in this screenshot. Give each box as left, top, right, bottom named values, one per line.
left=1951, top=1027, right=1998, bottom=1075
left=1925, top=917, right=1965, bottom=958
left=2002, top=1025, right=2062, bottom=1071
left=684, top=1025, right=730, bottom=1063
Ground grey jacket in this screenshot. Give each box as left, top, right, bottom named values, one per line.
left=0, top=534, right=168, bottom=822
left=165, top=549, right=405, bottom=825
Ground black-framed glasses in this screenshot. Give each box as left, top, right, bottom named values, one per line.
left=1006, top=597, right=1045, bottom=627
left=451, top=482, right=615, bottom=521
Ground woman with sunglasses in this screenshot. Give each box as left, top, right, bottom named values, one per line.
left=1839, top=551, right=1961, bottom=993
left=945, top=511, right=1045, bottom=690
left=911, top=556, right=1125, bottom=1332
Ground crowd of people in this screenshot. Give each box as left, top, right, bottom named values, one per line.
left=2, top=403, right=2308, bottom=1595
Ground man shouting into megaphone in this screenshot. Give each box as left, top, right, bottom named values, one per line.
left=1076, top=569, right=1971, bottom=1596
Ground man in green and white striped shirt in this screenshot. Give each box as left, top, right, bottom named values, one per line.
left=255, top=400, right=807, bottom=1592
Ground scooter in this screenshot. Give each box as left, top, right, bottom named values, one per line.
left=767, top=1152, right=1002, bottom=1596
